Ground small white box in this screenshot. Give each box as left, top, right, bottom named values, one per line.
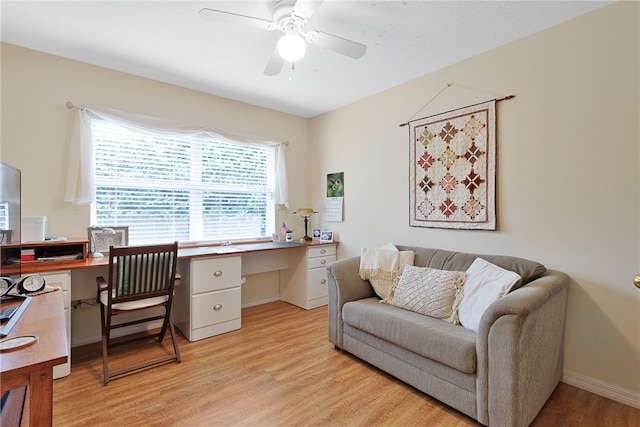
left=22, top=216, right=47, bottom=242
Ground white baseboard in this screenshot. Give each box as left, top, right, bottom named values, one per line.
left=71, top=320, right=164, bottom=348
left=241, top=295, right=280, bottom=308
left=562, top=369, right=640, bottom=409
left=72, top=297, right=279, bottom=346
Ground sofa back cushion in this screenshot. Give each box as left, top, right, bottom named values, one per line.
left=395, top=246, right=546, bottom=290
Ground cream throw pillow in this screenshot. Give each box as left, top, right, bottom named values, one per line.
left=383, top=265, right=467, bottom=324
left=458, top=258, right=521, bottom=333
left=359, top=243, right=415, bottom=299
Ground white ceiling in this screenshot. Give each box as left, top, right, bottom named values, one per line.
left=1, top=1, right=610, bottom=118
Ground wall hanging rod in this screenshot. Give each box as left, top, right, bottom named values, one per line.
left=398, top=83, right=516, bottom=127
left=66, top=101, right=83, bottom=110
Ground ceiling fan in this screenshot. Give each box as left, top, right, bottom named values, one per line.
left=199, top=0, right=367, bottom=76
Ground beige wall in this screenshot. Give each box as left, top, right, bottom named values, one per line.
left=0, top=42, right=311, bottom=238
left=309, top=2, right=639, bottom=401
left=0, top=41, right=315, bottom=344
left=1, top=1, right=638, bottom=405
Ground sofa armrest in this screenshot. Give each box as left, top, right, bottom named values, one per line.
left=327, top=256, right=376, bottom=348
left=475, top=270, right=569, bottom=426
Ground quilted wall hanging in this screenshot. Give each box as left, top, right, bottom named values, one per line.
left=409, top=100, right=496, bottom=230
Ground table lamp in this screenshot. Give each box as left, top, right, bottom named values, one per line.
left=293, top=208, right=317, bottom=241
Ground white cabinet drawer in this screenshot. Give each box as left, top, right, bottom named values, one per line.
left=307, top=255, right=335, bottom=270
left=192, top=255, right=241, bottom=294
left=307, top=268, right=329, bottom=300
left=279, top=243, right=337, bottom=310
left=308, top=245, right=336, bottom=259
left=191, top=287, right=241, bottom=330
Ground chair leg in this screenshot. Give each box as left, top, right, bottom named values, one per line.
left=100, top=303, right=110, bottom=385
left=99, top=304, right=180, bottom=384
left=168, top=311, right=181, bottom=363
left=158, top=306, right=169, bottom=342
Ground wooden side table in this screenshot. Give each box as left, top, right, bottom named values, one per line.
left=0, top=290, right=68, bottom=426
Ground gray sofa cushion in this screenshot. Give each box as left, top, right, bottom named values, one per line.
left=396, top=246, right=546, bottom=290
left=342, top=297, right=477, bottom=373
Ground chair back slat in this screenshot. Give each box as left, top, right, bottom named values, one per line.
left=107, top=242, right=178, bottom=304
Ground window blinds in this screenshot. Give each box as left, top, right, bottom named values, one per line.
left=92, top=119, right=276, bottom=245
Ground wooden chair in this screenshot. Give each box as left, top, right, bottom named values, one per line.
left=96, top=242, right=181, bottom=385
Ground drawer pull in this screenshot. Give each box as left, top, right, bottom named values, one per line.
left=213, top=270, right=223, bottom=277
left=320, top=249, right=326, bottom=254
left=321, top=279, right=326, bottom=284
left=320, top=260, right=326, bottom=265
left=213, top=304, right=223, bottom=311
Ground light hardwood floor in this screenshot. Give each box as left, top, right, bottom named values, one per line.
left=54, top=301, right=639, bottom=426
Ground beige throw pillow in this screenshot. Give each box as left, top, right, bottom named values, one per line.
left=359, top=243, right=415, bottom=299
left=383, top=265, right=467, bottom=324
left=369, top=251, right=415, bottom=299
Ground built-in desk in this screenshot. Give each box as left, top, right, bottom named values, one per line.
left=17, top=240, right=337, bottom=358
left=19, top=241, right=306, bottom=273
left=174, top=241, right=309, bottom=341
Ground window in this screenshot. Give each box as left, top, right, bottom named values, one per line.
left=92, top=119, right=276, bottom=245
left=0, top=204, right=7, bottom=233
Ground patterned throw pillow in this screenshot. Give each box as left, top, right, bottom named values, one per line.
left=383, top=265, right=467, bottom=324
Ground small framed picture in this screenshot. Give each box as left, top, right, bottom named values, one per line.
left=312, top=228, right=321, bottom=241
left=0, top=230, right=12, bottom=245
left=88, top=226, right=129, bottom=254
left=320, top=230, right=333, bottom=243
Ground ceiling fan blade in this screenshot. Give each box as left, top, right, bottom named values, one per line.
left=199, top=8, right=272, bottom=30
left=292, top=0, right=324, bottom=21
left=264, top=47, right=285, bottom=76
left=306, top=30, right=367, bottom=59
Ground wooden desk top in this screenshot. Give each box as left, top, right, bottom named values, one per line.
left=0, top=290, right=68, bottom=390
left=17, top=240, right=337, bottom=274
left=178, top=241, right=304, bottom=258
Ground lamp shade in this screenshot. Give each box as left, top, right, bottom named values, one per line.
left=296, top=208, right=315, bottom=216
left=278, top=33, right=306, bottom=62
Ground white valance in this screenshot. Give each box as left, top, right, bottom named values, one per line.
left=64, top=105, right=289, bottom=207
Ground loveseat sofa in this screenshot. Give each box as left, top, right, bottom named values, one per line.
left=327, top=246, right=569, bottom=427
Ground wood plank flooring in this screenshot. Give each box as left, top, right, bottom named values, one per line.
left=53, top=301, right=639, bottom=426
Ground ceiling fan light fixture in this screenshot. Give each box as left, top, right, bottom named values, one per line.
left=277, top=33, right=306, bottom=62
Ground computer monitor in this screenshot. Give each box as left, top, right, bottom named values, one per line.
left=0, top=161, right=21, bottom=277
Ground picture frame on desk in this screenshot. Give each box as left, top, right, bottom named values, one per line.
left=319, top=231, right=333, bottom=243
left=88, top=226, right=129, bottom=254
left=0, top=230, right=12, bottom=245
left=312, top=228, right=321, bottom=241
